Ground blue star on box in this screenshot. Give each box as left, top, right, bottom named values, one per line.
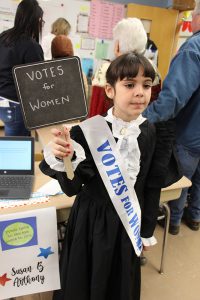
left=37, top=246, right=54, bottom=259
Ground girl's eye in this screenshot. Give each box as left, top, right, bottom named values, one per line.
left=125, top=83, right=134, bottom=89
left=143, top=84, right=152, bottom=89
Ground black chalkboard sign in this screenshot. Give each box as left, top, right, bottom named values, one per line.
left=13, top=57, right=88, bottom=130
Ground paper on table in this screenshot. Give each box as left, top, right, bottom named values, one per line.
left=0, top=192, right=49, bottom=209
left=37, top=178, right=64, bottom=196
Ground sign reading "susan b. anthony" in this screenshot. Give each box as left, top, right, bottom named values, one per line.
left=13, top=57, right=87, bottom=130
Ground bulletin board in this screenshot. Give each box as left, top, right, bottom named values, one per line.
left=39, top=0, right=125, bottom=78
left=0, top=0, right=125, bottom=78
left=43, top=0, right=125, bottom=79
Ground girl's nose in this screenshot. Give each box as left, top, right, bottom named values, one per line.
left=134, top=85, right=144, bottom=96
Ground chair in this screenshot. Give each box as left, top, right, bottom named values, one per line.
left=158, top=176, right=192, bottom=274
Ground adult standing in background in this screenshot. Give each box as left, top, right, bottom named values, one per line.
left=42, top=18, right=71, bottom=60
left=89, top=18, right=147, bottom=118
left=89, top=18, right=161, bottom=117
left=51, top=35, right=88, bottom=99
left=143, top=0, right=200, bottom=235
left=0, top=0, right=44, bottom=136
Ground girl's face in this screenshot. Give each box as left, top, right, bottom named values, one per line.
left=105, top=66, right=152, bottom=122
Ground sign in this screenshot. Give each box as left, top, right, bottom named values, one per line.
left=0, top=207, right=60, bottom=299
left=13, top=57, right=88, bottom=130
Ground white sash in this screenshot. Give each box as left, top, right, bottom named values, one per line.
left=80, top=115, right=143, bottom=256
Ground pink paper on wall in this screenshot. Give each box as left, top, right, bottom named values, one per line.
left=89, top=0, right=125, bottom=40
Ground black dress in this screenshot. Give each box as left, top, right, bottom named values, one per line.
left=39, top=119, right=182, bottom=300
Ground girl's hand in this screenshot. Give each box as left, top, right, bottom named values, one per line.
left=51, top=126, right=74, bottom=160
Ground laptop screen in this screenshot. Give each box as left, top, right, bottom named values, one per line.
left=0, top=137, right=34, bottom=175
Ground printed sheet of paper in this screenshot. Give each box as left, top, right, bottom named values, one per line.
left=0, top=207, right=60, bottom=299
left=77, top=13, right=89, bottom=33
left=89, top=0, right=125, bottom=39
left=81, top=37, right=95, bottom=50
left=95, top=41, right=109, bottom=59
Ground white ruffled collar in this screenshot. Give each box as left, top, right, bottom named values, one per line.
left=105, top=107, right=146, bottom=138
left=105, top=107, right=146, bottom=187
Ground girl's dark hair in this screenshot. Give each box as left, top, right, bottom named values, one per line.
left=0, top=0, right=43, bottom=45
left=106, top=52, right=156, bottom=87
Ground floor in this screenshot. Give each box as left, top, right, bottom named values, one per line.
left=14, top=222, right=200, bottom=300
left=142, top=222, right=200, bottom=300
left=1, top=125, right=200, bottom=300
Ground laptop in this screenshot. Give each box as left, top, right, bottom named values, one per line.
left=0, top=136, right=34, bottom=199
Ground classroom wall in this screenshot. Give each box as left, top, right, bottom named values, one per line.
left=39, top=0, right=125, bottom=80
left=109, top=0, right=172, bottom=7
left=0, top=0, right=182, bottom=80
left=127, top=3, right=180, bottom=80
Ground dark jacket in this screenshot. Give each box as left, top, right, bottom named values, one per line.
left=0, top=34, right=43, bottom=101
left=143, top=31, right=200, bottom=153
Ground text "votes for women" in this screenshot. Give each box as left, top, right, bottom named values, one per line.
left=26, top=65, right=70, bottom=112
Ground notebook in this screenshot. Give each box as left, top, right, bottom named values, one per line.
left=0, top=136, right=34, bottom=199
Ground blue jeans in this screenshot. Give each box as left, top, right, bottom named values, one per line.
left=169, top=144, right=200, bottom=225
left=0, top=102, right=30, bottom=136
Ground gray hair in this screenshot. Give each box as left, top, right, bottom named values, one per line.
left=113, top=18, right=147, bottom=54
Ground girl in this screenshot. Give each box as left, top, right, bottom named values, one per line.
left=0, top=0, right=44, bottom=136
left=40, top=52, right=181, bottom=300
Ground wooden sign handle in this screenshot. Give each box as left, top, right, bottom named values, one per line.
left=63, top=156, right=74, bottom=180
left=60, top=124, right=74, bottom=180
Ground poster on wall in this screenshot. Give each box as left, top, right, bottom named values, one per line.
left=0, top=207, right=60, bottom=299
left=77, top=13, right=89, bottom=33
left=89, top=0, right=125, bottom=39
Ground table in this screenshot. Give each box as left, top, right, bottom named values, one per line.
left=0, top=162, right=75, bottom=217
